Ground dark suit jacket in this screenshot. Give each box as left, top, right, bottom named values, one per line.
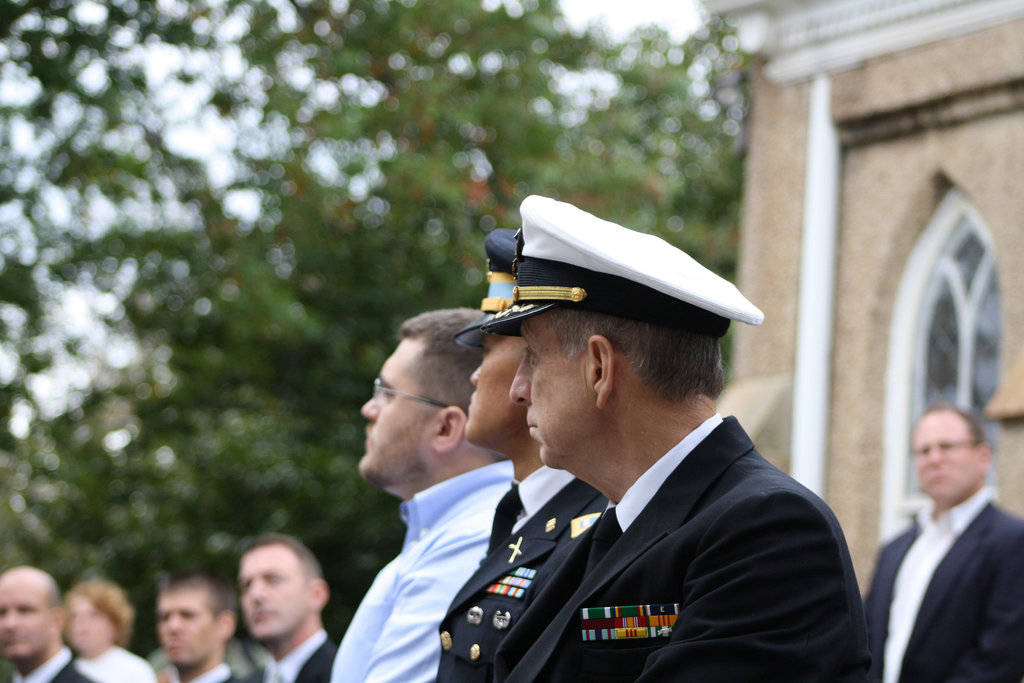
left=54, top=661, right=97, bottom=683
left=864, top=502, right=1024, bottom=682
left=241, top=638, right=338, bottom=683
left=437, top=477, right=606, bottom=682
left=493, top=417, right=870, bottom=682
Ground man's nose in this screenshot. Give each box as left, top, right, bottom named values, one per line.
left=509, top=359, right=531, bottom=405
left=361, top=397, right=378, bottom=421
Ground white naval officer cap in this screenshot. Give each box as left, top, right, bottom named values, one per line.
left=480, top=195, right=764, bottom=338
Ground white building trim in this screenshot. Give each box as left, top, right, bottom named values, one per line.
left=705, top=0, right=1024, bottom=83
left=789, top=73, right=839, bottom=496
left=882, top=189, right=994, bottom=539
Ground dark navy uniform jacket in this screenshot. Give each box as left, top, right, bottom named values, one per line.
left=493, top=418, right=870, bottom=682
left=437, top=476, right=606, bottom=682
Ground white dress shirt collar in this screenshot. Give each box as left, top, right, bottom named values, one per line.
left=513, top=466, right=576, bottom=531
left=917, top=485, right=992, bottom=537
left=267, top=629, right=327, bottom=683
left=400, top=461, right=514, bottom=548
left=13, top=646, right=71, bottom=683
left=168, top=662, right=233, bottom=683
left=614, top=414, right=724, bottom=531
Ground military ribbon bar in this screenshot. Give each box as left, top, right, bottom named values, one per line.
left=486, top=567, right=538, bottom=600
left=580, top=603, right=679, bottom=642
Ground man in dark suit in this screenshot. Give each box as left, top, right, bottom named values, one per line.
left=238, top=534, right=336, bottom=683
left=864, top=402, right=1024, bottom=683
left=436, top=230, right=606, bottom=682
left=0, top=566, right=95, bottom=683
left=480, top=195, right=870, bottom=682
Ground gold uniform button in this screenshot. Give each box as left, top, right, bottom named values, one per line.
left=470, top=644, right=481, bottom=661
left=440, top=631, right=452, bottom=651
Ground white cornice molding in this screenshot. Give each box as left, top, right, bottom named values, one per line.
left=703, top=0, right=1024, bottom=83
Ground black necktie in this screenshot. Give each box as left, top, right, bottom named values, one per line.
left=489, top=484, right=522, bottom=553
left=585, top=507, right=622, bottom=573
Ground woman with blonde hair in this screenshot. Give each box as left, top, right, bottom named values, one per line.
left=65, top=579, right=157, bottom=683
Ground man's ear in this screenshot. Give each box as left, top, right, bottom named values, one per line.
left=50, top=606, right=66, bottom=640
left=978, top=442, right=994, bottom=470
left=216, top=610, right=237, bottom=642
left=430, top=406, right=468, bottom=453
left=585, top=334, right=617, bottom=409
left=309, top=578, right=330, bottom=611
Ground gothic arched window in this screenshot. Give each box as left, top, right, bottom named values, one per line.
left=882, top=189, right=1001, bottom=537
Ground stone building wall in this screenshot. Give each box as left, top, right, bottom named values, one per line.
left=725, top=12, right=1024, bottom=583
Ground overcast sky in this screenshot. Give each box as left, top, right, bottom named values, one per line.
left=560, top=0, right=703, bottom=41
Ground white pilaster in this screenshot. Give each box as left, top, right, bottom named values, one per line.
left=790, top=73, right=840, bottom=495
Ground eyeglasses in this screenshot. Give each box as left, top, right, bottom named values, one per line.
left=372, top=378, right=448, bottom=408
left=912, top=440, right=980, bottom=458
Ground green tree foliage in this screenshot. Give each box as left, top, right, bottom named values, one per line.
left=0, top=0, right=747, bottom=657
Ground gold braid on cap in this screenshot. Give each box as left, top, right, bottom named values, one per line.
left=481, top=271, right=517, bottom=312
left=481, top=297, right=515, bottom=313
left=513, top=285, right=588, bottom=303
left=489, top=272, right=516, bottom=284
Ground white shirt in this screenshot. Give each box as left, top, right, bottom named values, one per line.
left=614, top=414, right=723, bottom=531
left=882, top=486, right=992, bottom=683
left=14, top=646, right=72, bottom=683
left=75, top=645, right=157, bottom=683
left=166, top=663, right=233, bottom=683
left=512, top=466, right=576, bottom=533
left=265, top=630, right=327, bottom=683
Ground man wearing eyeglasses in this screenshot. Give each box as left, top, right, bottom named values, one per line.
left=864, top=401, right=1024, bottom=683
left=329, top=308, right=512, bottom=683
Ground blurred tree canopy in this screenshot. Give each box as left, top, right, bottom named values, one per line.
left=0, top=0, right=747, bottom=660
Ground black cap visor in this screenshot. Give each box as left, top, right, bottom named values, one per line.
left=479, top=302, right=558, bottom=337
left=454, top=312, right=495, bottom=347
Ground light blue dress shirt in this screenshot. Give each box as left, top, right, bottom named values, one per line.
left=331, top=459, right=513, bottom=683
